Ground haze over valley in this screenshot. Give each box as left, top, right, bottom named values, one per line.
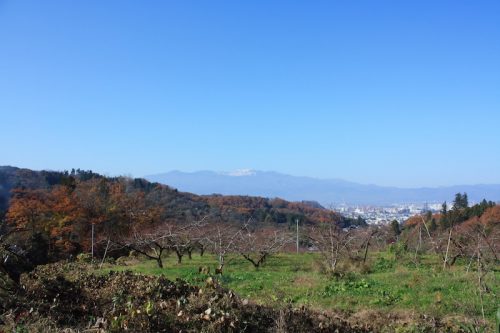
left=146, top=169, right=500, bottom=206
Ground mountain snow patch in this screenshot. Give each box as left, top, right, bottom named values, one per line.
left=222, top=169, right=257, bottom=177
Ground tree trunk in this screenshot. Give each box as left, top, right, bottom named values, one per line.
left=363, top=241, right=370, bottom=263
left=331, top=258, right=337, bottom=272
left=443, top=227, right=453, bottom=269
left=99, top=239, right=111, bottom=269
left=449, top=254, right=461, bottom=266
left=175, top=250, right=183, bottom=264
left=156, top=257, right=163, bottom=268
left=242, top=254, right=260, bottom=269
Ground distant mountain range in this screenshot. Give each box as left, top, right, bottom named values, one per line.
left=145, top=170, right=500, bottom=206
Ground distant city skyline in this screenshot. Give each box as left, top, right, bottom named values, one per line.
left=1, top=1, right=499, bottom=187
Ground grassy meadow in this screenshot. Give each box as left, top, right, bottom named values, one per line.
left=99, top=251, right=500, bottom=327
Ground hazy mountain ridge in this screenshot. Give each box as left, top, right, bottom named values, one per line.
left=146, top=170, right=500, bottom=205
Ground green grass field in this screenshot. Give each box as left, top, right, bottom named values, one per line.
left=99, top=251, right=499, bottom=326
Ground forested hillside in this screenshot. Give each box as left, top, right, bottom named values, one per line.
left=0, top=166, right=361, bottom=262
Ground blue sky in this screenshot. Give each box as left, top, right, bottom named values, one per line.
left=0, top=1, right=499, bottom=187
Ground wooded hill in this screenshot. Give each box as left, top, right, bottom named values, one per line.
left=0, top=166, right=364, bottom=258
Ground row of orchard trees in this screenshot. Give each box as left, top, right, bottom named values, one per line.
left=105, top=217, right=400, bottom=275
left=111, top=219, right=294, bottom=272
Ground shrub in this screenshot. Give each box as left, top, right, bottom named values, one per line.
left=76, top=253, right=91, bottom=263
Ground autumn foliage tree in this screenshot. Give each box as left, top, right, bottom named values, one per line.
left=7, top=189, right=50, bottom=234
left=4, top=176, right=172, bottom=261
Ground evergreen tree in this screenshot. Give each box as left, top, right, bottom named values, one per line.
left=453, top=193, right=463, bottom=210
left=462, top=193, right=469, bottom=208
left=453, top=192, right=469, bottom=210
left=440, top=201, right=449, bottom=229
left=425, top=210, right=432, bottom=222
left=441, top=201, right=448, bottom=215
left=391, top=219, right=401, bottom=237
left=429, top=218, right=437, bottom=232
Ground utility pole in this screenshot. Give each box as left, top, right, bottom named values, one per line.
left=91, top=223, right=95, bottom=261
left=296, top=219, right=299, bottom=253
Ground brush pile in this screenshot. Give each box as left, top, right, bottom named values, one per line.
left=0, top=262, right=465, bottom=332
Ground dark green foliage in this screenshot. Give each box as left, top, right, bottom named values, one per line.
left=388, top=242, right=408, bottom=261
left=440, top=201, right=449, bottom=229
left=453, top=192, right=469, bottom=210
left=0, top=232, right=48, bottom=284
left=391, top=219, right=401, bottom=236
left=444, top=193, right=496, bottom=227
left=496, top=307, right=500, bottom=333
left=372, top=257, right=395, bottom=272
left=441, top=201, right=448, bottom=215
left=340, top=216, right=368, bottom=228
left=25, top=232, right=49, bottom=266
left=429, top=218, right=437, bottom=232
left=1, top=245, right=33, bottom=283
left=468, top=199, right=496, bottom=219
left=371, top=290, right=401, bottom=306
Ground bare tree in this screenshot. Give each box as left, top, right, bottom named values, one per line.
left=112, top=224, right=171, bottom=268
left=185, top=222, right=211, bottom=259
left=358, top=227, right=378, bottom=263
left=307, top=223, right=357, bottom=274
left=170, top=216, right=209, bottom=263
left=207, top=223, right=242, bottom=274
left=168, top=225, right=192, bottom=264
left=111, top=217, right=208, bottom=268
left=238, top=225, right=291, bottom=269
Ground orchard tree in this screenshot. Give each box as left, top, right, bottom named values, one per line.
left=113, top=217, right=208, bottom=268
left=307, top=223, right=357, bottom=274
left=113, top=224, right=172, bottom=268
left=208, top=223, right=242, bottom=274
left=238, top=225, right=291, bottom=269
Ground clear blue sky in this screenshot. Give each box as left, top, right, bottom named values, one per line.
left=1, top=1, right=499, bottom=187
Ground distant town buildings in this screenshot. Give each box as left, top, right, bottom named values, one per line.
left=332, top=202, right=443, bottom=225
